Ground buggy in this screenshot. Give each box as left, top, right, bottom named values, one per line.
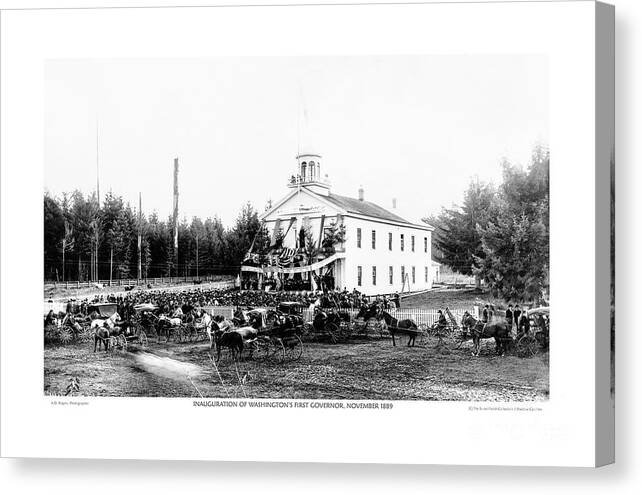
left=246, top=305, right=305, bottom=363
left=513, top=307, right=549, bottom=357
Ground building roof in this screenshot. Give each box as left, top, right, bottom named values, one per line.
left=323, top=192, right=412, bottom=225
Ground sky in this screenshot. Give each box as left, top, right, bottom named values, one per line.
left=44, top=55, right=548, bottom=227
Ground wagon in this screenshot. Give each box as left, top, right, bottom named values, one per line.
left=306, top=308, right=351, bottom=343
left=108, top=304, right=156, bottom=351
left=247, top=305, right=305, bottom=363
left=513, top=307, right=549, bottom=357
left=426, top=307, right=468, bottom=348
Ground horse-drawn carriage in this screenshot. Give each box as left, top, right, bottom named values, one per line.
left=513, top=307, right=550, bottom=357
left=244, top=304, right=305, bottom=363
left=305, top=307, right=352, bottom=344
left=94, top=303, right=150, bottom=353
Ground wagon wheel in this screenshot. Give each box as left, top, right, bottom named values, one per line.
left=80, top=326, right=93, bottom=343
left=283, top=335, right=303, bottom=361
left=268, top=338, right=286, bottom=363
left=138, top=331, right=148, bottom=348
left=324, top=322, right=339, bottom=344
left=58, top=326, right=73, bottom=345
left=514, top=334, right=540, bottom=358
left=117, top=333, right=128, bottom=353
left=251, top=337, right=271, bottom=361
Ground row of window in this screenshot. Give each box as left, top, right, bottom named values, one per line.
left=356, top=228, right=428, bottom=253
left=356, top=265, right=430, bottom=286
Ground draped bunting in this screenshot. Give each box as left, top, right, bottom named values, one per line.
left=241, top=252, right=345, bottom=275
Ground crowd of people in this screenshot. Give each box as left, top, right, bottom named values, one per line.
left=57, top=286, right=403, bottom=320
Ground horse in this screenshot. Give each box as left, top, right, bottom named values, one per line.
left=156, top=315, right=183, bottom=343
left=90, top=312, right=121, bottom=331
left=93, top=326, right=111, bottom=352
left=93, top=318, right=132, bottom=352
left=460, top=312, right=512, bottom=356
left=379, top=311, right=419, bottom=347
left=212, top=329, right=244, bottom=362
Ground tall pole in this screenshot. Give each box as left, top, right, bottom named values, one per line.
left=173, top=158, right=179, bottom=277
left=96, top=120, right=100, bottom=206
left=138, top=192, right=142, bottom=282
left=94, top=120, right=100, bottom=282
left=196, top=235, right=199, bottom=280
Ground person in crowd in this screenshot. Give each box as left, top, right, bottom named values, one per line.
left=392, top=292, right=401, bottom=309
left=482, top=304, right=490, bottom=323
left=513, top=305, right=522, bottom=329
left=505, top=304, right=514, bottom=330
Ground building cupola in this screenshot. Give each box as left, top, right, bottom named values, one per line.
left=288, top=152, right=331, bottom=196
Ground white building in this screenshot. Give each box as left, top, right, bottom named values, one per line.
left=244, top=151, right=434, bottom=296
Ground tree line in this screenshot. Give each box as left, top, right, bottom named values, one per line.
left=44, top=190, right=263, bottom=282
left=425, top=145, right=549, bottom=303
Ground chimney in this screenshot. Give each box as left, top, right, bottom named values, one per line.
left=392, top=198, right=397, bottom=209
left=358, top=185, right=364, bottom=201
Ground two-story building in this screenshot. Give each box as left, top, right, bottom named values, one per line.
left=242, top=151, right=434, bottom=296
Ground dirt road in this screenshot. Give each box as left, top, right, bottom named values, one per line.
left=44, top=336, right=548, bottom=401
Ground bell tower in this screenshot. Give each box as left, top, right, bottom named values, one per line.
left=288, top=152, right=331, bottom=196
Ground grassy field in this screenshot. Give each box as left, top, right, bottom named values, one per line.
left=44, top=335, right=548, bottom=401
left=401, top=287, right=506, bottom=310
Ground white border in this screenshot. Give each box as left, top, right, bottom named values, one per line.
left=1, top=1, right=596, bottom=465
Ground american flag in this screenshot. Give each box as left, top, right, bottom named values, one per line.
left=278, top=247, right=296, bottom=266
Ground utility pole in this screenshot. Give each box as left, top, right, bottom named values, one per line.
left=196, top=235, right=199, bottom=280
left=138, top=192, right=142, bottom=282
left=94, top=120, right=100, bottom=282
left=173, top=158, right=179, bottom=277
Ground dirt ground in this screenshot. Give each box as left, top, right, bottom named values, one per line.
left=44, top=335, right=549, bottom=401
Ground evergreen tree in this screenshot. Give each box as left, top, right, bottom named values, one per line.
left=475, top=147, right=550, bottom=302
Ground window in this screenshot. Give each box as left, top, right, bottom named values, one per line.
left=357, top=228, right=362, bottom=248
left=372, top=266, right=377, bottom=286
left=425, top=266, right=429, bottom=283
left=411, top=236, right=415, bottom=252
left=388, top=232, right=393, bottom=250
left=424, top=237, right=428, bottom=253
left=389, top=266, right=394, bottom=285
left=372, top=230, right=376, bottom=249
left=400, top=234, right=405, bottom=251
left=357, top=266, right=362, bottom=286
left=401, top=266, right=405, bottom=284
left=412, top=266, right=416, bottom=284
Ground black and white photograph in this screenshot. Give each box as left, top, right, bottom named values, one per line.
left=0, top=0, right=621, bottom=471
left=43, top=54, right=550, bottom=401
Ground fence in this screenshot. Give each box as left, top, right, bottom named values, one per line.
left=200, top=305, right=471, bottom=328
left=44, top=274, right=230, bottom=290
